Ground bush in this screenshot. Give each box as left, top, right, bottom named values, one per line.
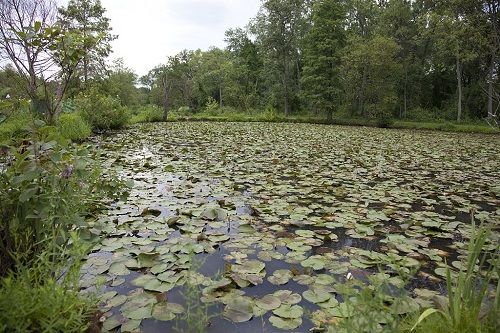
left=204, top=97, right=219, bottom=116
left=75, top=88, right=129, bottom=131
left=0, top=110, right=33, bottom=144
left=0, top=135, right=129, bottom=273
left=376, top=115, right=394, bottom=128
left=176, top=106, right=192, bottom=116
left=57, top=113, right=92, bottom=142
left=0, top=236, right=94, bottom=333
left=130, top=105, right=164, bottom=124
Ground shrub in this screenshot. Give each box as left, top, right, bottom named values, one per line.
left=57, top=113, right=92, bottom=142
left=176, top=106, right=192, bottom=116
left=263, top=104, right=278, bottom=121
left=0, top=235, right=94, bottom=333
left=75, top=88, right=129, bottom=131
left=0, top=110, right=33, bottom=144
left=376, top=115, right=394, bottom=128
left=204, top=97, right=219, bottom=116
left=0, top=134, right=129, bottom=273
left=130, top=105, right=164, bottom=124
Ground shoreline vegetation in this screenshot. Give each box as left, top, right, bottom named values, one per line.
left=0, top=0, right=499, bottom=331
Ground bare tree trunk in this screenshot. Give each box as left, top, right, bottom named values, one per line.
left=359, top=65, right=367, bottom=117
left=327, top=108, right=333, bottom=123
left=162, top=75, right=168, bottom=122
left=283, top=56, right=290, bottom=117
left=456, top=57, right=462, bottom=122
left=403, top=67, right=408, bottom=118
left=488, top=55, right=495, bottom=119
left=219, top=85, right=223, bottom=108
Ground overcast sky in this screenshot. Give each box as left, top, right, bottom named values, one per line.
left=58, top=0, right=260, bottom=76
left=57, top=0, right=262, bottom=77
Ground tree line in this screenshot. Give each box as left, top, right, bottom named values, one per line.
left=144, top=0, right=499, bottom=123
left=1, top=0, right=499, bottom=125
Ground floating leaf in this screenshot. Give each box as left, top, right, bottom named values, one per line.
left=269, top=316, right=302, bottom=330
left=273, top=304, right=303, bottom=319
left=223, top=297, right=254, bottom=323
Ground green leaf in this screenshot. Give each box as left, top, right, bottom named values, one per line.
left=34, top=21, right=42, bottom=32
left=223, top=297, right=254, bottom=323
left=411, top=308, right=443, bottom=331
left=269, top=316, right=302, bottom=330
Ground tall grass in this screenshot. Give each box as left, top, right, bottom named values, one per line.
left=411, top=220, right=499, bottom=333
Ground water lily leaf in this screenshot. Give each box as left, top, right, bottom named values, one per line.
left=301, top=255, right=326, bottom=270
left=273, top=304, right=303, bottom=319
left=231, top=260, right=265, bottom=274
left=273, top=290, right=302, bottom=305
left=109, top=262, right=130, bottom=276
left=152, top=302, right=184, bottom=321
left=106, top=294, right=127, bottom=308
left=255, top=294, right=282, bottom=311
left=268, top=269, right=293, bottom=285
left=111, top=277, right=126, bottom=287
left=201, top=207, right=228, bottom=221
left=121, top=319, right=141, bottom=332
left=144, top=279, right=174, bottom=293
left=123, top=305, right=153, bottom=320
left=269, top=316, right=302, bottom=330
left=151, top=264, right=169, bottom=275
left=102, top=315, right=123, bottom=331
left=223, top=297, right=254, bottom=323
left=131, top=274, right=157, bottom=287
left=99, top=291, right=118, bottom=302
left=137, top=252, right=159, bottom=268
left=303, top=290, right=331, bottom=304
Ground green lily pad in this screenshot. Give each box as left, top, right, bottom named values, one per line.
left=268, top=269, right=293, bottom=285
left=269, top=316, right=302, bottom=330
left=303, top=290, right=331, bottom=304
left=255, top=294, right=282, bottom=311
left=273, top=304, right=303, bottom=319
left=231, top=260, right=265, bottom=274
left=223, top=297, right=254, bottom=323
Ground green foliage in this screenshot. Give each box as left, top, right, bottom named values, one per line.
left=0, top=132, right=128, bottom=273
left=75, top=87, right=130, bottom=130
left=342, top=34, right=401, bottom=119
left=301, top=0, right=346, bottom=121
left=57, top=112, right=92, bottom=141
left=410, top=220, right=499, bottom=333
left=0, top=235, right=93, bottom=333
left=58, top=0, right=117, bottom=83
left=130, top=105, right=164, bottom=124
left=0, top=110, right=33, bottom=144
left=204, top=97, right=220, bottom=115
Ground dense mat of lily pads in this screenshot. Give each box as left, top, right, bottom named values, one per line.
left=80, top=122, right=499, bottom=332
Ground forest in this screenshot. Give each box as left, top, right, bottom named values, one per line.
left=0, top=0, right=499, bottom=333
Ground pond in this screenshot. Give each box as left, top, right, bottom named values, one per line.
left=80, top=122, right=500, bottom=333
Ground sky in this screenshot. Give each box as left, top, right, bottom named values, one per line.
left=60, top=0, right=262, bottom=77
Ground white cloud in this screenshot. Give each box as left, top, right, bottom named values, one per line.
left=59, top=0, right=262, bottom=77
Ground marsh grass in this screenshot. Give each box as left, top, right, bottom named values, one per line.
left=409, top=220, right=499, bottom=333
left=173, top=252, right=220, bottom=333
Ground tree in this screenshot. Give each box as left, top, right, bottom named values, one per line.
left=101, top=58, right=141, bottom=107
left=301, top=0, right=346, bottom=121
left=428, top=0, right=486, bottom=121
left=0, top=0, right=89, bottom=123
left=483, top=1, right=499, bottom=124
left=251, top=0, right=311, bottom=116
left=225, top=28, right=263, bottom=110
left=58, top=0, right=116, bottom=85
left=342, top=34, right=401, bottom=119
